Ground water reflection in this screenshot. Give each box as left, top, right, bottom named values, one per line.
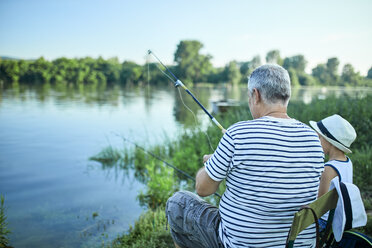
left=2, top=82, right=371, bottom=127
left=291, top=86, right=372, bottom=103
left=173, top=87, right=208, bottom=127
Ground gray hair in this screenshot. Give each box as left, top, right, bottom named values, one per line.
left=248, top=64, right=291, bottom=106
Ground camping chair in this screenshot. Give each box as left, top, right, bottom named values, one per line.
left=286, top=188, right=338, bottom=248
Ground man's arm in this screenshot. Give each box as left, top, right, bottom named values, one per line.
left=196, top=129, right=232, bottom=197
left=195, top=166, right=221, bottom=197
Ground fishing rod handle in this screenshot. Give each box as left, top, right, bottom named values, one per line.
left=211, top=117, right=224, bottom=131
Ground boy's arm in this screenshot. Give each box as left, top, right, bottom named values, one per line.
left=318, top=166, right=338, bottom=197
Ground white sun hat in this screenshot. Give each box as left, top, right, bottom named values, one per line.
left=330, top=177, right=367, bottom=242
left=309, top=114, right=356, bottom=153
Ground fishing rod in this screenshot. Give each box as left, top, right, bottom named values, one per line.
left=147, top=50, right=225, bottom=132
left=122, top=136, right=222, bottom=198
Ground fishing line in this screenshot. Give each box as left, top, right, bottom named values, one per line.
left=148, top=50, right=178, bottom=81
left=146, top=54, right=151, bottom=95
left=115, top=133, right=222, bottom=198
left=148, top=52, right=214, bottom=151
left=147, top=49, right=222, bottom=150
left=146, top=51, right=176, bottom=84
left=154, top=62, right=175, bottom=83
left=146, top=50, right=216, bottom=150
left=176, top=87, right=215, bottom=151
left=147, top=50, right=225, bottom=132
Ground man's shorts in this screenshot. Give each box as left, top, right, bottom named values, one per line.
left=165, top=191, right=224, bottom=248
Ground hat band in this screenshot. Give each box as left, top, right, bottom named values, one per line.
left=317, top=121, right=342, bottom=145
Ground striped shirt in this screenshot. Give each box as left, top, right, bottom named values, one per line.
left=205, top=116, right=324, bottom=248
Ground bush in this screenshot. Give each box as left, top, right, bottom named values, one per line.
left=111, top=207, right=173, bottom=248
left=350, top=146, right=372, bottom=193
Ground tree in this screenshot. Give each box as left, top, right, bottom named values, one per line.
left=367, top=67, right=372, bottom=79
left=250, top=55, right=261, bottom=69
left=312, top=64, right=329, bottom=85
left=283, top=55, right=307, bottom=73
left=121, top=61, right=142, bottom=85
left=18, top=60, right=30, bottom=82
left=223, top=61, right=241, bottom=85
left=24, top=57, right=52, bottom=83
left=174, top=40, right=213, bottom=83
left=207, top=67, right=224, bottom=84
left=312, top=57, right=341, bottom=85
left=239, top=62, right=251, bottom=76
left=145, top=63, right=169, bottom=85
left=85, top=70, right=106, bottom=85
left=326, top=57, right=340, bottom=85
left=266, top=50, right=283, bottom=65
left=50, top=57, right=80, bottom=83
left=326, top=58, right=339, bottom=76
left=96, top=56, right=121, bottom=83
left=238, top=56, right=262, bottom=83
left=298, top=73, right=317, bottom=86
left=288, top=68, right=300, bottom=87
left=341, top=64, right=362, bottom=86
left=0, top=60, right=20, bottom=82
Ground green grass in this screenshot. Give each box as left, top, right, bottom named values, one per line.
left=110, top=207, right=173, bottom=248
left=349, top=146, right=372, bottom=193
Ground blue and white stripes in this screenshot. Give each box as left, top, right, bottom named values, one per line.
left=205, top=116, right=324, bottom=248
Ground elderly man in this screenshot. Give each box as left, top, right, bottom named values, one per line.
left=166, top=64, right=324, bottom=248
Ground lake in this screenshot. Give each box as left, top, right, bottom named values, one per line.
left=0, top=82, right=371, bottom=247
left=0, top=82, right=185, bottom=248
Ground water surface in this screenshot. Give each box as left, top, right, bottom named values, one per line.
left=0, top=83, right=182, bottom=247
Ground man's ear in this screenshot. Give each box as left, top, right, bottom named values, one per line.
left=253, top=88, right=261, bottom=104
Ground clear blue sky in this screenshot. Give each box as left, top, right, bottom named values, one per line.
left=1, top=0, right=371, bottom=75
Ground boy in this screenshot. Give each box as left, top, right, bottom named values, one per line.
left=309, top=114, right=357, bottom=229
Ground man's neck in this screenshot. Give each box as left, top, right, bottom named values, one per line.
left=261, top=105, right=290, bottom=119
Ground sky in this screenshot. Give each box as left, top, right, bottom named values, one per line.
left=0, top=0, right=371, bottom=75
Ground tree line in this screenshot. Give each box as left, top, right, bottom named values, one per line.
left=0, top=40, right=371, bottom=87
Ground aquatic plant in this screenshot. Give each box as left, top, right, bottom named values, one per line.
left=0, top=195, right=11, bottom=247
left=137, top=162, right=177, bottom=210
left=90, top=146, right=123, bottom=165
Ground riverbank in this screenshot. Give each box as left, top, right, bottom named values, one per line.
left=94, top=94, right=372, bottom=247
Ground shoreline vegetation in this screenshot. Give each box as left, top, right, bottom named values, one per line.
left=1, top=40, right=372, bottom=88
left=90, top=94, right=372, bottom=247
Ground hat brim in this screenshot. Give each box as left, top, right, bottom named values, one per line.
left=309, top=121, right=352, bottom=153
